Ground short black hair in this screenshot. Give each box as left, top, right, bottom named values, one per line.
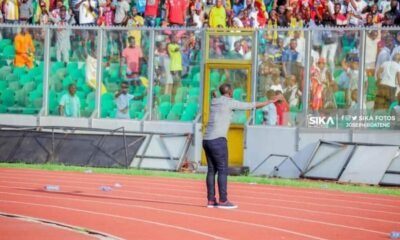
left=128, top=36, right=135, bottom=42
left=121, top=81, right=129, bottom=86
left=219, top=83, right=232, bottom=95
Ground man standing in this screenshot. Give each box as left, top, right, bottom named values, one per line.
left=59, top=84, right=81, bottom=117
left=376, top=53, right=400, bottom=109
left=115, top=81, right=143, bottom=119
left=121, top=36, right=144, bottom=87
left=282, top=38, right=299, bottom=78
left=168, top=35, right=182, bottom=92
left=14, top=28, right=35, bottom=69
left=51, top=6, right=72, bottom=65
left=203, top=83, right=277, bottom=209
left=209, top=0, right=226, bottom=28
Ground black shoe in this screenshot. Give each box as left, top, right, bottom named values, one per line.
left=207, top=200, right=219, bottom=208
left=217, top=200, right=238, bottom=209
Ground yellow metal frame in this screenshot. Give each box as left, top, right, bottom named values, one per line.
left=201, top=63, right=252, bottom=166
left=205, top=30, right=255, bottom=64
left=202, top=63, right=252, bottom=128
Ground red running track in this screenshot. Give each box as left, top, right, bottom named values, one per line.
left=0, top=168, right=399, bottom=240
left=0, top=214, right=97, bottom=240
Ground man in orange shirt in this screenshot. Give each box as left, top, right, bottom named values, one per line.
left=14, top=28, right=35, bottom=69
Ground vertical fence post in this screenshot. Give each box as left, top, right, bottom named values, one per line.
left=358, top=29, right=366, bottom=119
left=94, top=28, right=104, bottom=119
left=302, top=29, right=312, bottom=126
left=251, top=30, right=259, bottom=125
left=147, top=28, right=155, bottom=120
left=42, top=26, right=51, bottom=116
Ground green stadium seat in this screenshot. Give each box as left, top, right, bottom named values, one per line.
left=109, top=109, right=117, bottom=118
left=187, top=95, right=199, bottom=103
left=130, top=101, right=144, bottom=112
left=5, top=73, right=19, bottom=83
left=67, top=62, right=78, bottom=73
left=335, top=91, right=346, bottom=109
left=0, top=59, right=8, bottom=67
left=86, top=92, right=95, bottom=102
left=22, top=107, right=38, bottom=115
left=15, top=89, right=27, bottom=106
left=105, top=83, right=119, bottom=93
left=180, top=111, right=195, bottom=121
left=153, top=85, right=161, bottom=96
left=233, top=88, right=245, bottom=101
left=0, top=66, right=12, bottom=80
left=2, top=45, right=15, bottom=60
left=210, top=71, right=220, bottom=87
left=28, top=66, right=42, bottom=77
left=19, top=74, right=32, bottom=85
left=184, top=102, right=198, bottom=115
left=86, top=99, right=95, bottom=112
left=367, top=76, right=377, bottom=102
left=1, top=89, right=15, bottom=107
left=159, top=94, right=171, bottom=103
left=190, top=73, right=200, bottom=87
left=28, top=90, right=42, bottom=104
left=232, top=111, right=247, bottom=124
left=48, top=90, right=59, bottom=114
left=167, top=103, right=184, bottom=120
left=0, top=80, right=7, bottom=89
left=13, top=67, right=27, bottom=78
left=0, top=39, right=12, bottom=50
left=33, top=74, right=43, bottom=83
left=55, top=68, right=68, bottom=79
left=389, top=101, right=399, bottom=114
left=174, top=93, right=185, bottom=103
left=255, top=109, right=263, bottom=125
left=31, top=97, right=42, bottom=108
left=190, top=66, right=200, bottom=76
left=180, top=102, right=199, bottom=121
left=0, top=104, right=7, bottom=113
left=23, top=81, right=36, bottom=92
left=158, top=102, right=171, bottom=120
left=188, top=87, right=199, bottom=97
left=7, top=81, right=20, bottom=91
left=133, top=111, right=144, bottom=120
left=134, top=85, right=146, bottom=96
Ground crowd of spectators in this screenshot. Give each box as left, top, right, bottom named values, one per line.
left=0, top=0, right=400, bottom=28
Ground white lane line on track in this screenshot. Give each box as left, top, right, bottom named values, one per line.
left=0, top=193, right=328, bottom=240
left=2, top=168, right=398, bottom=203
left=1, top=170, right=399, bottom=207
left=1, top=184, right=398, bottom=227
left=0, top=183, right=399, bottom=224
left=1, top=177, right=400, bottom=219
left=235, top=210, right=388, bottom=235
left=0, top=172, right=400, bottom=211
left=0, top=200, right=229, bottom=240
left=2, top=188, right=394, bottom=238
left=0, top=211, right=123, bottom=240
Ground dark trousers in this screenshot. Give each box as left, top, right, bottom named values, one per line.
left=203, top=137, right=228, bottom=202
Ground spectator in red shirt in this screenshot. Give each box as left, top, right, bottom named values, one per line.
left=274, top=90, right=290, bottom=126
left=166, top=0, right=187, bottom=26
left=144, top=0, right=160, bottom=27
